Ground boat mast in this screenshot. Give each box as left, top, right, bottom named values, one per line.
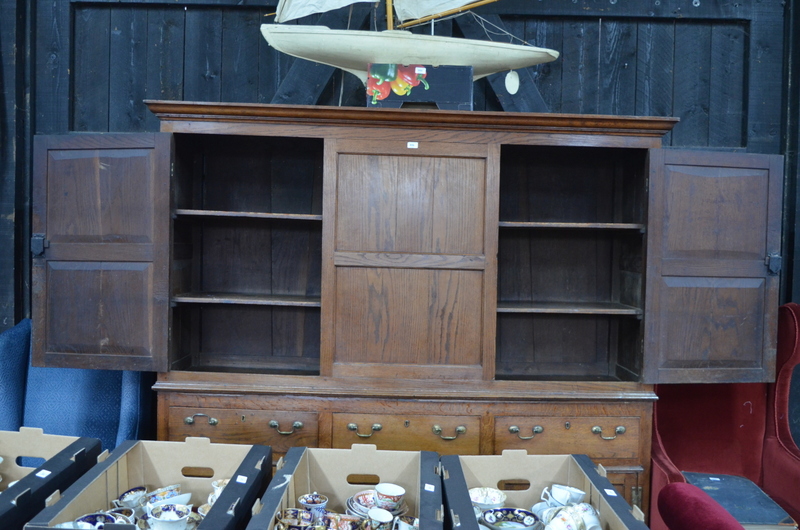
left=387, top=0, right=394, bottom=29
left=394, top=0, right=500, bottom=29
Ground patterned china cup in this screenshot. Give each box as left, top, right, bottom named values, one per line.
left=374, top=483, right=405, bottom=511
left=148, top=503, right=193, bottom=530
left=74, top=512, right=117, bottom=528
left=298, top=492, right=329, bottom=522
left=113, top=485, right=147, bottom=509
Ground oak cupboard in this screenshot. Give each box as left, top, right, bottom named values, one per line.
left=31, top=102, right=784, bottom=515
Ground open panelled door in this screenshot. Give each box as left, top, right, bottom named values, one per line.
left=31, top=133, right=172, bottom=371
left=644, top=148, right=783, bottom=383
left=321, top=138, right=499, bottom=380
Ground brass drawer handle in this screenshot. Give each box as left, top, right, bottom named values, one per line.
left=509, top=425, right=544, bottom=440
left=269, top=420, right=304, bottom=435
left=591, top=425, right=626, bottom=440
left=432, top=425, right=466, bottom=440
left=184, top=413, right=218, bottom=426
left=348, top=423, right=382, bottom=438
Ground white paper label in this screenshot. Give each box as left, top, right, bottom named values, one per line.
left=236, top=475, right=248, bottom=484
left=709, top=477, right=721, bottom=481
left=415, top=67, right=427, bottom=75
left=604, top=488, right=617, bottom=496
left=424, top=483, right=435, bottom=492
left=407, top=142, right=419, bottom=149
left=36, top=469, right=52, bottom=479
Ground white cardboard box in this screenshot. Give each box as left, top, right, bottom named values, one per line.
left=0, top=427, right=102, bottom=530
left=247, top=445, right=444, bottom=530
left=440, top=452, right=649, bottom=530
left=25, top=437, right=271, bottom=530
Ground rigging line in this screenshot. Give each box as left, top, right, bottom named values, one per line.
left=469, top=11, right=532, bottom=46
left=340, top=4, right=355, bottom=106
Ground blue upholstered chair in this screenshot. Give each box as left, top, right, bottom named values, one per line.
left=0, top=318, right=154, bottom=452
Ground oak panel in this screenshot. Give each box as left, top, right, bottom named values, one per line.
left=45, top=148, right=155, bottom=244
left=663, top=164, right=768, bottom=261
left=655, top=277, right=765, bottom=369
left=45, top=261, right=154, bottom=357
left=334, top=267, right=483, bottom=368
left=335, top=153, right=486, bottom=255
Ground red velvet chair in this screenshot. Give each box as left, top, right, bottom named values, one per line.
left=658, top=482, right=744, bottom=530
left=650, top=302, right=800, bottom=529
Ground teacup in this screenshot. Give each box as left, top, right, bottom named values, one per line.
left=392, top=515, right=419, bottom=530
left=298, top=492, right=329, bottom=521
left=148, top=503, right=193, bottom=530
left=276, top=508, right=315, bottom=530
left=539, top=506, right=565, bottom=525
left=560, top=504, right=600, bottom=530
left=147, top=492, right=192, bottom=513
left=544, top=510, right=584, bottom=530
left=147, top=484, right=182, bottom=505
left=541, top=484, right=585, bottom=507
left=212, top=478, right=230, bottom=496
left=106, top=506, right=136, bottom=524
left=74, top=512, right=117, bottom=528
left=198, top=503, right=212, bottom=517
left=113, top=485, right=147, bottom=509
left=367, top=507, right=394, bottom=530
left=530, top=502, right=550, bottom=519
left=319, top=512, right=361, bottom=530
left=374, top=483, right=405, bottom=511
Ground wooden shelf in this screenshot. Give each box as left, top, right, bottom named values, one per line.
left=497, top=301, right=642, bottom=316
left=174, top=209, right=322, bottom=221
left=172, top=292, right=321, bottom=307
left=499, top=221, right=645, bottom=231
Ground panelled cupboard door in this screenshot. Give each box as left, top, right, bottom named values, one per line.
left=322, top=138, right=499, bottom=380
left=32, top=133, right=172, bottom=371
left=644, top=149, right=783, bottom=383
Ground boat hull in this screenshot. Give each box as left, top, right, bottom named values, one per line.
left=260, top=24, right=559, bottom=83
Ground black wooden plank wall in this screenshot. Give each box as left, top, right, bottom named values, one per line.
left=0, top=0, right=794, bottom=331
left=56, top=3, right=774, bottom=153
left=1, top=0, right=23, bottom=330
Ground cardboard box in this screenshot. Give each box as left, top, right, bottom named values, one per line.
left=25, top=437, right=271, bottom=530
left=0, top=428, right=102, bottom=530
left=247, top=445, right=444, bottom=530
left=440, top=452, right=649, bottom=530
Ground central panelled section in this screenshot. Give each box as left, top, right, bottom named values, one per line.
left=328, top=140, right=492, bottom=380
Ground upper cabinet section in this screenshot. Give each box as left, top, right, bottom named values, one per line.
left=32, top=103, right=783, bottom=384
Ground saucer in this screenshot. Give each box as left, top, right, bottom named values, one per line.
left=347, top=490, right=408, bottom=517
left=137, top=511, right=202, bottom=530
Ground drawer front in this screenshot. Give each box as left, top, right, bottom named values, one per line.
left=168, top=407, right=319, bottom=452
left=332, top=413, right=480, bottom=454
left=494, top=416, right=640, bottom=460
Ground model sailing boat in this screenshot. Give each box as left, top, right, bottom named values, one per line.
left=260, top=0, right=559, bottom=84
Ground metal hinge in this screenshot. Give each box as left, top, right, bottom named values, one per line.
left=766, top=253, right=782, bottom=275
left=631, top=486, right=642, bottom=508
left=31, top=234, right=49, bottom=257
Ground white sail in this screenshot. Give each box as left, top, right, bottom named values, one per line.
left=274, top=0, right=374, bottom=23
left=274, top=0, right=475, bottom=23
left=392, top=0, right=473, bottom=21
